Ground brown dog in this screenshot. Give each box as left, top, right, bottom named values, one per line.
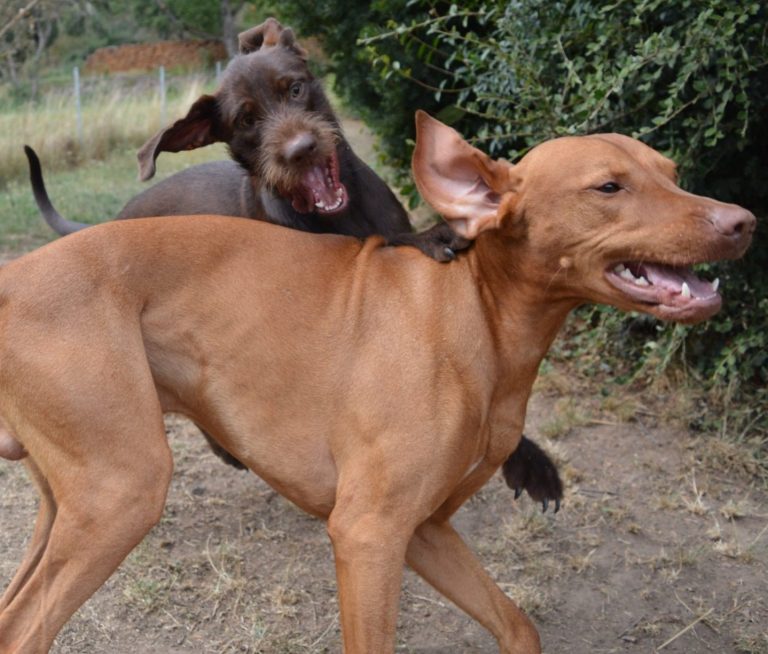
left=0, top=113, right=754, bottom=653
left=26, top=18, right=563, bottom=505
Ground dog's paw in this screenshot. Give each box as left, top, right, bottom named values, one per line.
left=388, top=222, right=472, bottom=262
left=502, top=436, right=563, bottom=513
left=425, top=222, right=471, bottom=262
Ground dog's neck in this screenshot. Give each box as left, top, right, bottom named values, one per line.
left=466, top=233, right=579, bottom=401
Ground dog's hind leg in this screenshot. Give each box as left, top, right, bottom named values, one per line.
left=0, top=411, right=172, bottom=653
left=0, top=459, right=56, bottom=613
left=406, top=520, right=541, bottom=654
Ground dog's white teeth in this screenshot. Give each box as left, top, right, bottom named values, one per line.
left=616, top=265, right=652, bottom=287
left=681, top=282, right=691, bottom=298
left=712, top=278, right=720, bottom=292
left=316, top=195, right=343, bottom=211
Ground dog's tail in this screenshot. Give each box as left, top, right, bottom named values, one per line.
left=24, top=146, right=90, bottom=236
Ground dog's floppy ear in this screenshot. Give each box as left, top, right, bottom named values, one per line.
left=137, top=95, right=222, bottom=181
left=412, top=111, right=518, bottom=240
left=238, top=18, right=307, bottom=59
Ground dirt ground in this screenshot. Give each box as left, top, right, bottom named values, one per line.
left=1, top=386, right=766, bottom=654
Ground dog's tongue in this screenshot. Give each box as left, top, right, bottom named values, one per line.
left=304, top=165, right=340, bottom=210
left=643, top=263, right=714, bottom=297
left=290, top=154, right=348, bottom=215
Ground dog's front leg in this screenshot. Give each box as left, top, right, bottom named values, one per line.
left=327, top=482, right=419, bottom=653
left=406, top=520, right=542, bottom=654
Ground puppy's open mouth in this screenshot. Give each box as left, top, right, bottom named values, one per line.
left=605, top=261, right=722, bottom=322
left=290, top=150, right=349, bottom=215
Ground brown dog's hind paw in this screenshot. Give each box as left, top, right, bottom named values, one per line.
left=502, top=436, right=563, bottom=513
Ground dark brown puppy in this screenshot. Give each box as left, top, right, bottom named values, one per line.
left=31, top=19, right=464, bottom=260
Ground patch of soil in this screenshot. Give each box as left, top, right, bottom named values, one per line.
left=1, top=393, right=766, bottom=654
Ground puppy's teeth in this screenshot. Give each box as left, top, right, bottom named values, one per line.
left=681, top=282, right=691, bottom=298
left=712, top=278, right=720, bottom=292
left=635, top=276, right=650, bottom=286
left=614, top=263, right=626, bottom=274
left=620, top=268, right=635, bottom=281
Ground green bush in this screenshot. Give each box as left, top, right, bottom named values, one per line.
left=277, top=0, right=767, bottom=453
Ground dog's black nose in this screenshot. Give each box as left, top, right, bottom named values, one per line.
left=283, top=132, right=317, bottom=165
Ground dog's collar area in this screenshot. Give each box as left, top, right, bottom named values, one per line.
left=605, top=261, right=721, bottom=319
left=289, top=149, right=349, bottom=215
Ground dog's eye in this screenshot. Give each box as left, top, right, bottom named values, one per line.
left=238, top=113, right=255, bottom=128
left=597, top=182, right=622, bottom=194
left=289, top=82, right=304, bottom=99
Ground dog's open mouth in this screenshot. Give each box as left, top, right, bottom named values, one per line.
left=290, top=150, right=349, bottom=215
left=605, top=261, right=722, bottom=321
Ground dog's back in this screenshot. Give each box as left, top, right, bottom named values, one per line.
left=117, top=161, right=256, bottom=220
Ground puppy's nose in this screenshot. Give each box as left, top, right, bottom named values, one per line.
left=283, top=132, right=317, bottom=165
left=709, top=204, right=756, bottom=237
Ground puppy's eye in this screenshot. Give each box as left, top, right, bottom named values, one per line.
left=289, top=82, right=304, bottom=99
left=238, top=113, right=255, bottom=128
left=597, top=182, right=622, bottom=194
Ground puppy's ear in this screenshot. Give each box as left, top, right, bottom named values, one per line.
left=412, top=111, right=519, bottom=240
left=137, top=95, right=222, bottom=181
left=238, top=18, right=308, bottom=60
left=278, top=27, right=308, bottom=60
left=238, top=17, right=284, bottom=54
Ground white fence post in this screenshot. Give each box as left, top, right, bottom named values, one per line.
left=73, top=66, right=83, bottom=144
left=159, top=65, right=167, bottom=126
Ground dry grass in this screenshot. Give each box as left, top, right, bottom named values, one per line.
left=0, top=75, right=211, bottom=184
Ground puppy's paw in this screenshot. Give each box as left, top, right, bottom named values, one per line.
left=424, top=221, right=471, bottom=261
left=387, top=221, right=472, bottom=262
left=502, top=436, right=563, bottom=513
